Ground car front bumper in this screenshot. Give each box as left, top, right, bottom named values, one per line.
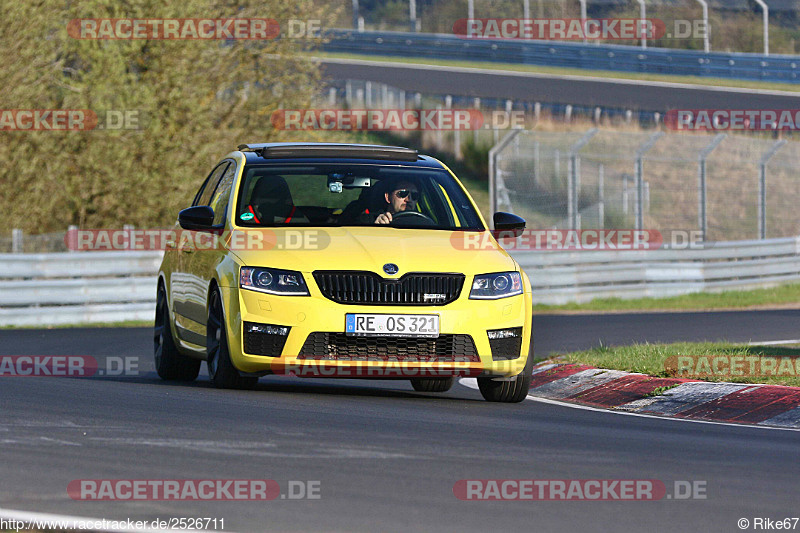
left=219, top=283, right=532, bottom=378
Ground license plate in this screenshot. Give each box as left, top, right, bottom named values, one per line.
left=345, top=314, right=439, bottom=337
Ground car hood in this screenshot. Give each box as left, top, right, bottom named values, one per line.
left=227, top=226, right=517, bottom=275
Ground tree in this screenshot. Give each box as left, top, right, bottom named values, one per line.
left=0, top=0, right=340, bottom=231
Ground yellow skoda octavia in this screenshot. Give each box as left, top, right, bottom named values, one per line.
left=155, top=143, right=533, bottom=402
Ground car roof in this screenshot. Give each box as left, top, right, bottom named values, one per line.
left=237, top=142, right=445, bottom=168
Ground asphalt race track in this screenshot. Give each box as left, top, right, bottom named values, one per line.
left=1, top=309, right=799, bottom=532
left=320, top=57, right=800, bottom=112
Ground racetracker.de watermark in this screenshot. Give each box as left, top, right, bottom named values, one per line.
left=666, top=355, right=800, bottom=378
left=454, top=229, right=661, bottom=251
left=65, top=228, right=331, bottom=252
left=67, top=18, right=280, bottom=40
left=453, top=18, right=666, bottom=40
left=0, top=356, right=138, bottom=377
left=665, top=109, right=800, bottom=131
left=453, top=479, right=707, bottom=500
left=66, top=228, right=707, bottom=252
left=270, top=109, right=526, bottom=131
left=270, top=358, right=485, bottom=378
left=0, top=109, right=145, bottom=131
left=451, top=229, right=708, bottom=251
left=0, top=518, right=226, bottom=533
left=68, top=479, right=321, bottom=500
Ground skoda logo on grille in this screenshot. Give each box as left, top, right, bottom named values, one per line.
left=383, top=263, right=399, bottom=275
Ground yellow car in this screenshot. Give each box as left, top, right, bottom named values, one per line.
left=154, top=143, right=533, bottom=402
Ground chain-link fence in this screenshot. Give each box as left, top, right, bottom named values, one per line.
left=0, top=229, right=70, bottom=254
left=492, top=128, right=800, bottom=241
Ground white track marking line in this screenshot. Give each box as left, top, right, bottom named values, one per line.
left=0, top=507, right=220, bottom=532
left=458, top=378, right=800, bottom=433
left=747, top=339, right=800, bottom=346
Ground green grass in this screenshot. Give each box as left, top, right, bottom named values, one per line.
left=313, top=51, right=800, bottom=93
left=532, top=283, right=800, bottom=314
left=557, top=341, right=800, bottom=387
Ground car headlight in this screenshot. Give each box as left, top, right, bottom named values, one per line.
left=469, top=272, right=522, bottom=299
left=240, top=267, right=309, bottom=296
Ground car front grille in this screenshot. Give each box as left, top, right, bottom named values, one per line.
left=299, top=332, right=478, bottom=361
left=312, top=271, right=465, bottom=306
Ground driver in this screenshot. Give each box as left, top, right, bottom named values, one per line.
left=374, top=180, right=419, bottom=225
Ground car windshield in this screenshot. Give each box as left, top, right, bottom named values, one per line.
left=235, top=163, right=484, bottom=230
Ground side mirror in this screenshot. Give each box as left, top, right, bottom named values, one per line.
left=178, top=205, right=215, bottom=231
left=493, top=212, right=526, bottom=238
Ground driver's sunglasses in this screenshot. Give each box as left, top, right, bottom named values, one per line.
left=394, top=189, right=419, bottom=201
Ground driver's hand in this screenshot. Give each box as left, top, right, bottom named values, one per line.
left=375, top=212, right=392, bottom=224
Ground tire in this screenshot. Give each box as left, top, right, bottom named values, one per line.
left=410, top=376, right=455, bottom=393
left=207, top=287, right=258, bottom=390
left=154, top=285, right=201, bottom=382
left=477, top=353, right=534, bottom=403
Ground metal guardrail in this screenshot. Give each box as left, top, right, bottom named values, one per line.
left=511, top=236, right=800, bottom=305
left=322, top=29, right=800, bottom=84
left=0, top=251, right=162, bottom=327
left=2, top=237, right=800, bottom=325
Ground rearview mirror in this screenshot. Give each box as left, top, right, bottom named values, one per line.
left=178, top=205, right=215, bottom=231
left=493, top=212, right=526, bottom=238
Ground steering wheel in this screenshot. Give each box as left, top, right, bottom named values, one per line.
left=391, top=210, right=436, bottom=226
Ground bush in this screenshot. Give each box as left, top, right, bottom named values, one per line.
left=0, top=0, right=344, bottom=233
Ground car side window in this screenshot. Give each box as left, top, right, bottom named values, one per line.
left=193, top=162, right=230, bottom=207
left=209, top=162, right=237, bottom=226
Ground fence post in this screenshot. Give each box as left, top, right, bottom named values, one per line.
left=754, top=0, right=769, bottom=56
left=435, top=105, right=443, bottom=149
left=472, top=98, right=481, bottom=144
left=598, top=164, right=605, bottom=228
left=554, top=149, right=560, bottom=188
left=67, top=225, right=77, bottom=253
left=352, top=0, right=359, bottom=30
left=695, top=0, right=710, bottom=52
left=568, top=128, right=598, bottom=230
left=636, top=0, right=647, bottom=49
left=488, top=129, right=523, bottom=218
left=698, top=134, right=727, bottom=242
left=758, top=139, right=787, bottom=239
left=634, top=132, right=664, bottom=230
left=579, top=0, right=588, bottom=44
left=12, top=228, right=23, bottom=254
left=623, top=177, right=629, bottom=215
